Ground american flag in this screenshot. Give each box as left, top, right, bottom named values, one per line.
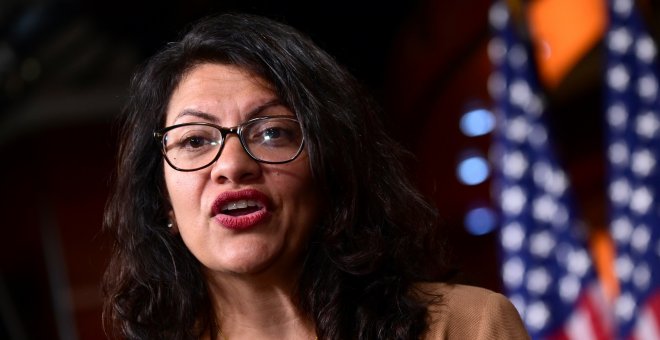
left=605, top=0, right=660, bottom=339
left=489, top=1, right=612, bottom=339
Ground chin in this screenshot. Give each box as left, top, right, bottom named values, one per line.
left=222, top=256, right=273, bottom=274
left=213, top=252, right=304, bottom=281
left=211, top=247, right=282, bottom=275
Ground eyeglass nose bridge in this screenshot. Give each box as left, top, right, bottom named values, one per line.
left=213, top=125, right=255, bottom=163
left=217, top=125, right=240, bottom=142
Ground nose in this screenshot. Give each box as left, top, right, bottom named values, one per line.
left=210, top=134, right=261, bottom=184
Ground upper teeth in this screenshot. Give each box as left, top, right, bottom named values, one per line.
left=222, top=200, right=260, bottom=211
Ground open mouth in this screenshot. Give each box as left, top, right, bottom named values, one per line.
left=220, top=199, right=263, bottom=216
left=211, top=189, right=271, bottom=230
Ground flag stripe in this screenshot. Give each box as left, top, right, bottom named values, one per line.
left=581, top=284, right=612, bottom=340
left=634, top=292, right=660, bottom=340
left=634, top=308, right=659, bottom=340
left=566, top=302, right=597, bottom=340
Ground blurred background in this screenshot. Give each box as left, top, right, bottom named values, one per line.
left=0, top=0, right=658, bottom=338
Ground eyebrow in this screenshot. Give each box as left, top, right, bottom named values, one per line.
left=173, top=99, right=286, bottom=125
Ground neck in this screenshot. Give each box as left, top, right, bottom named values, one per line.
left=205, top=270, right=315, bottom=340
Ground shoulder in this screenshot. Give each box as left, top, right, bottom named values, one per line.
left=414, top=283, right=530, bottom=340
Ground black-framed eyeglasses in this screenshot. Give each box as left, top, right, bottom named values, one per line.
left=153, top=115, right=304, bottom=172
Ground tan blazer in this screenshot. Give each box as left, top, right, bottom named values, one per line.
left=419, top=283, right=530, bottom=340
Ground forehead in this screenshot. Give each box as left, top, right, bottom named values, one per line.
left=166, top=63, right=278, bottom=124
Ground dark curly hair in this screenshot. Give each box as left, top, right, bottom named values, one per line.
left=103, top=12, right=450, bottom=339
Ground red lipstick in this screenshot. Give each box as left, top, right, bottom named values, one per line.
left=211, top=189, right=270, bottom=230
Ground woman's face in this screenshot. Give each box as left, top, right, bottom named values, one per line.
left=163, top=63, right=319, bottom=278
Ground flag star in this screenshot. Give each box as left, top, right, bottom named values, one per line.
left=607, top=102, right=628, bottom=130
left=488, top=1, right=509, bottom=29
left=529, top=230, right=557, bottom=258
left=506, top=116, right=530, bottom=143
left=547, top=170, right=568, bottom=196
left=532, top=195, right=558, bottom=224
left=508, top=44, right=528, bottom=69
left=501, top=222, right=525, bottom=252
left=503, top=151, right=528, bottom=179
left=616, top=293, right=637, bottom=322
left=613, top=0, right=633, bottom=18
left=501, top=186, right=527, bottom=215
left=637, top=74, right=658, bottom=101
left=609, top=177, right=632, bottom=206
left=615, top=254, right=635, bottom=282
left=550, top=205, right=569, bottom=229
left=612, top=216, right=634, bottom=244
left=631, top=224, right=651, bottom=254
left=528, top=123, right=548, bottom=147
left=607, top=64, right=631, bottom=91
left=608, top=141, right=630, bottom=166
left=635, top=111, right=660, bottom=139
left=509, top=295, right=526, bottom=317
left=526, top=301, right=551, bottom=331
left=503, top=257, right=525, bottom=288
left=559, top=275, right=581, bottom=303
left=509, top=80, right=533, bottom=109
left=488, top=72, right=506, bottom=98
left=609, top=26, right=633, bottom=54
left=631, top=148, right=656, bottom=177
left=629, top=186, right=653, bottom=215
left=488, top=38, right=507, bottom=64
left=532, top=162, right=568, bottom=196
left=526, top=267, right=553, bottom=295
left=636, top=35, right=657, bottom=63
left=554, top=243, right=572, bottom=266
left=532, top=161, right=551, bottom=185
left=525, top=93, right=544, bottom=117
left=632, top=262, right=651, bottom=291
left=567, top=249, right=590, bottom=277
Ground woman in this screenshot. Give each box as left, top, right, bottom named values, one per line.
left=102, top=13, right=529, bottom=339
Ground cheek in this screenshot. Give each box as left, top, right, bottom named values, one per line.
left=275, top=165, right=319, bottom=222
left=164, top=168, right=206, bottom=217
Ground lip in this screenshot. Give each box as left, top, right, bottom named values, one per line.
left=211, top=189, right=271, bottom=230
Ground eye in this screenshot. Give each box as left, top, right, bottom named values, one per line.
left=263, top=127, right=284, bottom=141
left=165, top=126, right=220, bottom=152
left=246, top=119, right=300, bottom=147
left=181, top=135, right=208, bottom=148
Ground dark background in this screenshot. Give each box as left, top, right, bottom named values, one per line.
left=0, top=0, right=626, bottom=338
